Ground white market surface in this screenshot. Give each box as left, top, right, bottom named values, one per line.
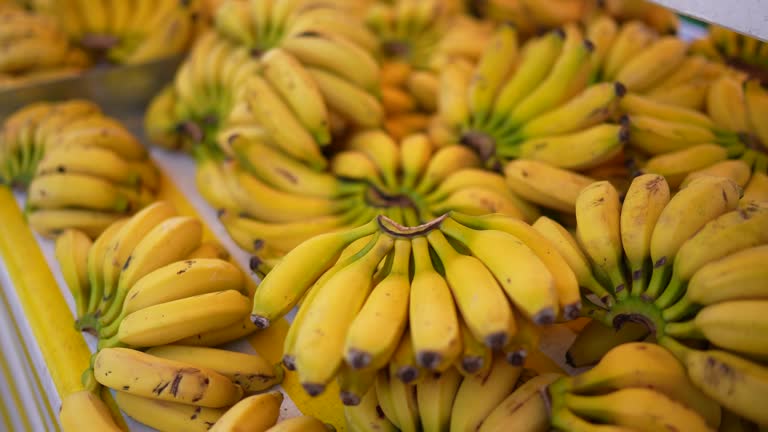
left=654, top=0, right=768, bottom=41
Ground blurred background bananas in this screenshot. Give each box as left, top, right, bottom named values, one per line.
left=0, top=100, right=159, bottom=238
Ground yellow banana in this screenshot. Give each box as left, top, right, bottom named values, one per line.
left=437, top=58, right=473, bottom=131
left=306, top=66, right=384, bottom=129
left=344, top=386, right=398, bottom=432
left=346, top=129, right=400, bottom=190
left=387, top=369, right=420, bottom=432
left=681, top=159, right=752, bottom=189
left=116, top=391, right=226, bottom=432
left=330, top=150, right=388, bottom=191
left=743, top=172, right=768, bottom=202
left=293, top=233, right=394, bottom=396
left=645, top=176, right=741, bottom=299
left=215, top=0, right=257, bottom=46
left=399, top=133, right=433, bottom=190
left=615, top=36, right=687, bottom=92
left=451, top=211, right=582, bottom=319
left=99, top=216, right=203, bottom=326
left=337, top=363, right=377, bottom=406
left=504, top=159, right=595, bottom=213
left=408, top=236, right=462, bottom=371
left=565, top=320, right=650, bottom=368
left=430, top=186, right=525, bottom=219
left=414, top=144, right=481, bottom=195
left=619, top=92, right=715, bottom=129
left=627, top=115, right=720, bottom=155
left=54, top=228, right=93, bottom=319
left=209, top=392, right=283, bottom=432
left=646, top=79, right=711, bottom=111
left=441, top=217, right=558, bottom=324
left=286, top=6, right=379, bottom=53
left=406, top=70, right=439, bottom=112
left=450, top=353, right=522, bottom=432
left=479, top=373, right=562, bottom=432
left=95, top=347, right=243, bottom=407
left=416, top=367, right=462, bottom=432
left=602, top=20, right=657, bottom=80
left=586, top=14, right=618, bottom=81
left=744, top=79, right=768, bottom=146
left=642, top=144, right=729, bottom=188
left=251, top=219, right=379, bottom=328
left=427, top=230, right=514, bottom=349
left=266, top=415, right=332, bottom=432
left=59, top=389, right=122, bottom=432
left=707, top=75, right=749, bottom=132
left=375, top=368, right=402, bottom=430
left=175, top=316, right=259, bottom=348
left=261, top=47, right=331, bottom=145
left=467, top=24, right=518, bottom=124
left=50, top=115, right=147, bottom=161
left=382, top=85, right=416, bottom=114
left=344, top=239, right=410, bottom=370
left=619, top=174, right=670, bottom=296
left=27, top=173, right=131, bottom=213
left=35, top=146, right=153, bottom=189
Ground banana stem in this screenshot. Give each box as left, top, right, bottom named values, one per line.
left=664, top=320, right=705, bottom=340
left=662, top=296, right=699, bottom=322
left=654, top=275, right=686, bottom=309
left=644, top=262, right=671, bottom=300
left=376, top=213, right=446, bottom=238
left=657, top=336, right=693, bottom=363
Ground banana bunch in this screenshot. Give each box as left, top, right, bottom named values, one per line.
left=552, top=173, right=768, bottom=426
left=547, top=342, right=721, bottom=431
left=598, top=0, right=679, bottom=34
left=0, top=2, right=89, bottom=88
left=201, top=130, right=539, bottom=268
left=690, top=25, right=768, bottom=80
left=587, top=16, right=738, bottom=110
left=40, top=0, right=200, bottom=65
left=624, top=78, right=768, bottom=197
left=347, top=359, right=562, bottom=432
left=0, top=100, right=159, bottom=238
left=250, top=209, right=583, bottom=405
left=469, top=0, right=594, bottom=38
left=213, top=0, right=383, bottom=136
left=379, top=60, right=437, bottom=140
left=53, top=201, right=262, bottom=350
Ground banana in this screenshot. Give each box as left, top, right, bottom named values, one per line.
left=286, top=6, right=378, bottom=53
left=83, top=219, right=129, bottom=323
left=261, top=47, right=331, bottom=146
left=175, top=316, right=259, bottom=348
left=619, top=92, right=715, bottom=129
left=337, top=363, right=377, bottom=406
left=437, top=58, right=473, bottom=131
left=387, top=369, right=420, bottom=432
left=627, top=115, right=724, bottom=155
left=407, top=70, right=439, bottom=112
left=505, top=25, right=593, bottom=128
left=455, top=314, right=492, bottom=376
left=234, top=75, right=327, bottom=170
left=510, top=123, right=627, bottom=171
left=550, top=407, right=641, bottom=432
left=34, top=146, right=151, bottom=189
left=95, top=347, right=243, bottom=407
left=122, top=3, right=195, bottom=64
left=656, top=201, right=768, bottom=308
left=615, top=36, right=687, bottom=92
left=532, top=216, right=613, bottom=302
left=330, top=150, right=388, bottom=191
left=251, top=219, right=379, bottom=328
left=586, top=14, right=618, bottom=81
left=281, top=32, right=379, bottom=93
left=99, top=216, right=203, bottom=326
left=416, top=367, right=462, bottom=432
left=382, top=85, right=416, bottom=114
left=427, top=230, right=514, bottom=349
left=24, top=197, right=126, bottom=239
left=743, top=172, right=768, bottom=203
left=450, top=353, right=522, bottom=432
left=306, top=66, right=384, bottom=129
left=440, top=217, right=558, bottom=324
left=681, top=160, right=752, bottom=189
left=116, top=391, right=226, bottom=432
left=100, top=258, right=244, bottom=338
left=386, top=113, right=430, bottom=140
left=146, top=344, right=282, bottom=393
left=558, top=342, right=722, bottom=427
left=100, top=201, right=178, bottom=316
left=389, top=327, right=422, bottom=384
left=52, top=115, right=147, bottom=161
left=644, top=176, right=742, bottom=299
left=55, top=229, right=93, bottom=318
left=744, top=79, right=768, bottom=146
left=375, top=368, right=402, bottom=430
left=221, top=161, right=348, bottom=223
left=186, top=241, right=229, bottom=260
left=565, top=320, right=649, bottom=368
left=619, top=174, right=670, bottom=295
left=414, top=144, right=481, bottom=195
left=344, top=386, right=398, bottom=432
left=144, top=85, right=184, bottom=151
left=502, top=308, right=542, bottom=365
left=478, top=373, right=562, bottom=432
left=707, top=75, right=749, bottom=133
left=344, top=239, right=410, bottom=370
left=661, top=339, right=768, bottom=427
left=430, top=186, right=525, bottom=219
left=575, top=181, right=628, bottom=297
left=27, top=173, right=131, bottom=212
left=642, top=144, right=729, bottom=188
left=504, top=159, right=595, bottom=213
left=215, top=0, right=257, bottom=46
left=294, top=233, right=394, bottom=396
left=229, top=133, right=358, bottom=199
left=425, top=168, right=514, bottom=205
left=563, top=387, right=712, bottom=432
left=603, top=21, right=656, bottom=81
left=399, top=133, right=433, bottom=190
left=646, top=80, right=711, bottom=111
left=512, top=82, right=625, bottom=140
left=666, top=300, right=768, bottom=358
left=346, top=130, right=400, bottom=190
left=380, top=61, right=412, bottom=86
left=467, top=24, right=518, bottom=125
left=59, top=389, right=122, bottom=432
left=209, top=392, right=283, bottom=432
left=451, top=211, right=583, bottom=320
left=409, top=236, right=462, bottom=372
left=266, top=416, right=332, bottom=432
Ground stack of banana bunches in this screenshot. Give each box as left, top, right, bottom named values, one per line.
left=1, top=0, right=768, bottom=431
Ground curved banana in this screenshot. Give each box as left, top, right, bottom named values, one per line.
left=437, top=58, right=473, bottom=131
left=344, top=386, right=398, bottom=432
left=467, top=24, right=519, bottom=125
left=602, top=21, right=656, bottom=81
left=399, top=133, right=433, bottom=190
left=565, top=320, right=649, bottom=368
left=627, top=115, right=721, bottom=155
left=478, top=372, right=562, bottom=432
left=619, top=92, right=715, bottom=128
left=55, top=229, right=93, bottom=319
left=27, top=173, right=131, bottom=212
left=642, top=144, right=728, bottom=188
left=83, top=219, right=129, bottom=322
left=95, top=347, right=243, bottom=407
left=745, top=79, right=768, bottom=146
left=681, top=159, right=752, bottom=189
left=615, top=37, right=687, bottom=92
left=209, top=392, right=283, bottom=432
left=59, top=389, right=122, bottom=432
left=504, top=159, right=595, bottom=213
left=416, top=367, right=462, bottom=432
left=415, top=144, right=481, bottom=195
left=707, top=75, right=749, bottom=133
left=430, top=186, right=525, bottom=219
left=116, top=391, right=225, bottom=432
left=306, top=66, right=384, bottom=129
left=266, top=415, right=332, bottom=432
left=346, top=130, right=400, bottom=190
